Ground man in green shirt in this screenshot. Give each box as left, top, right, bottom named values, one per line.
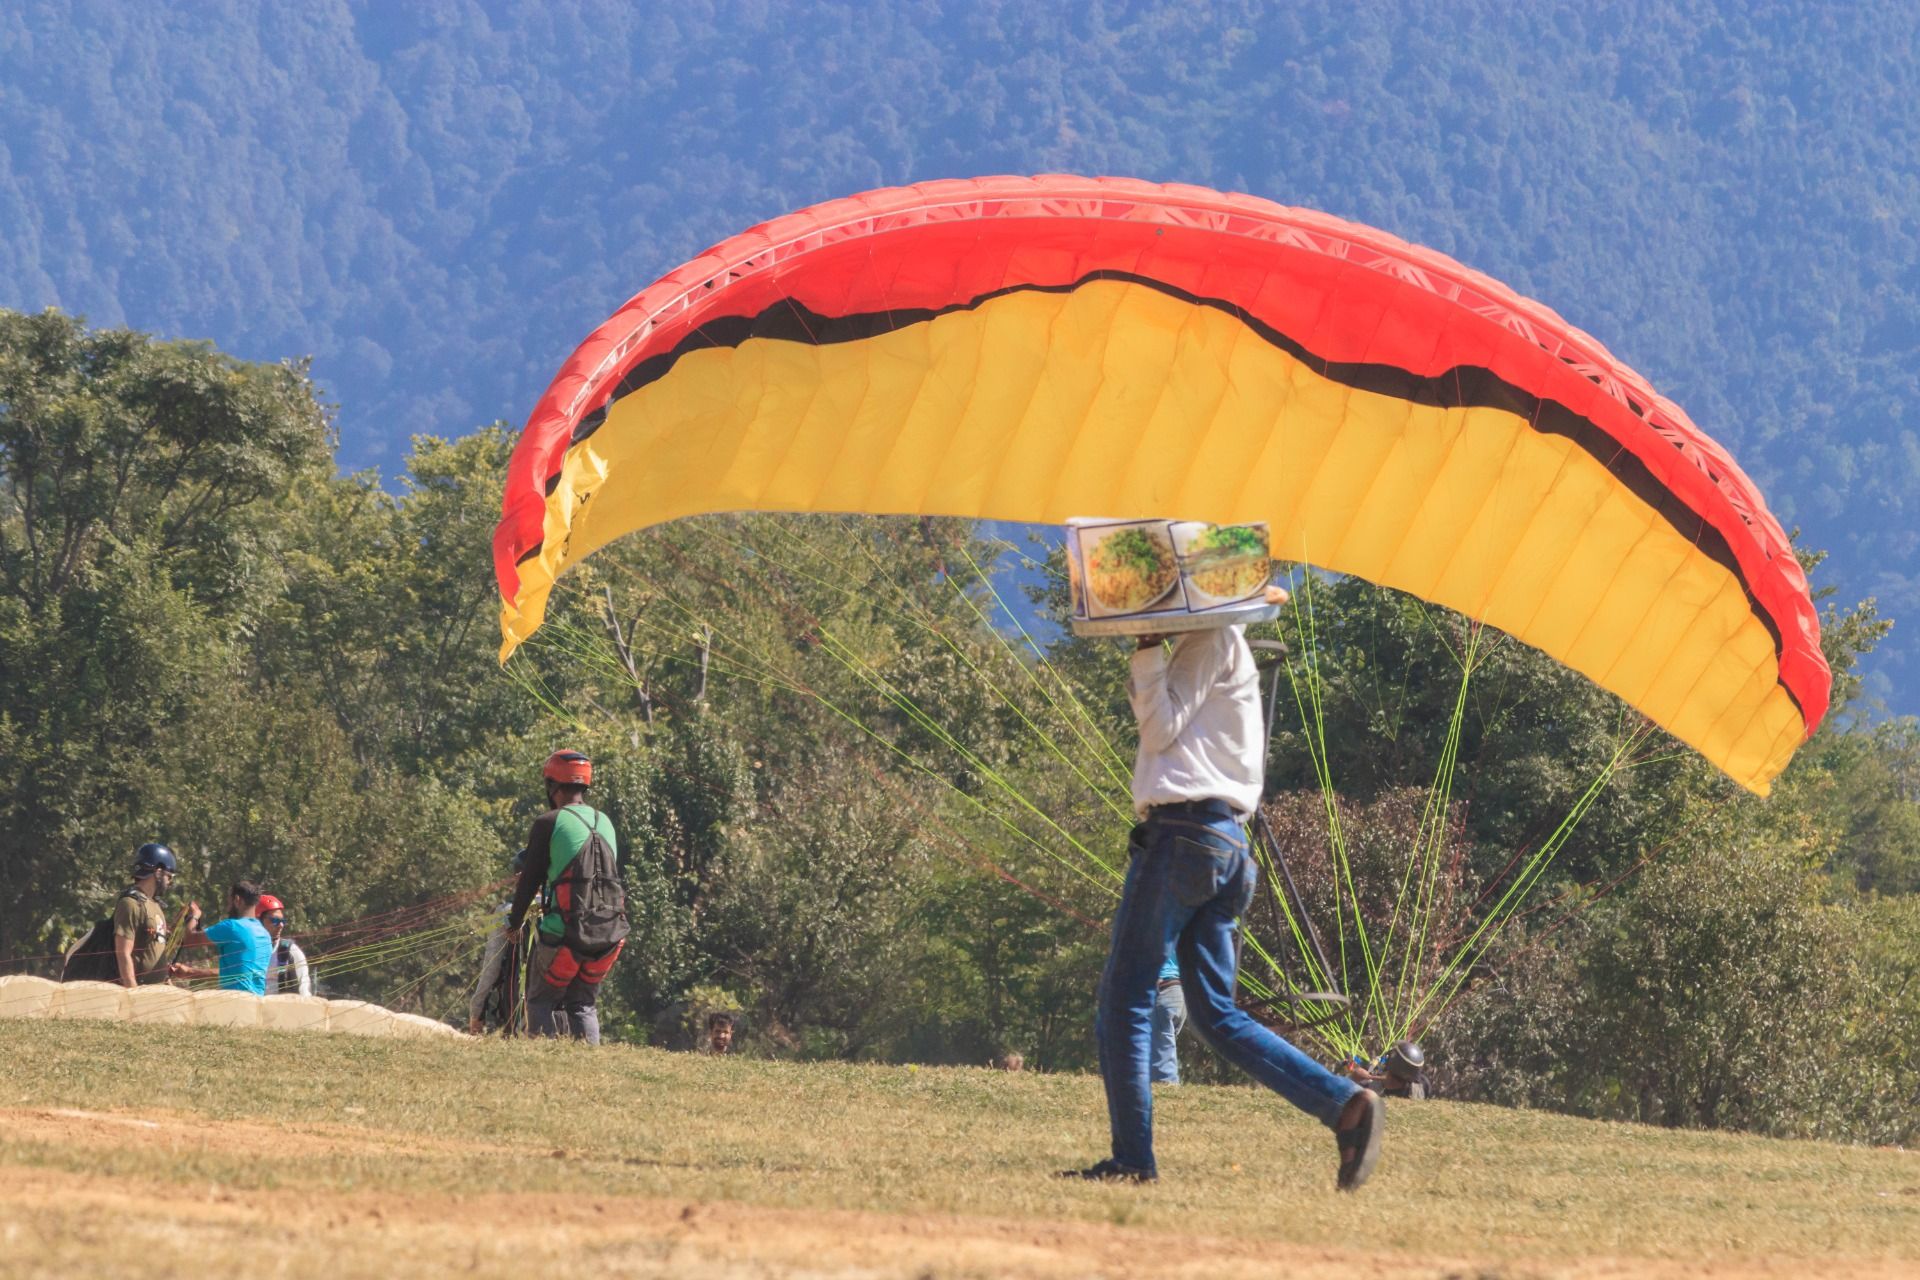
left=113, top=843, right=178, bottom=987
left=505, top=750, right=628, bottom=1044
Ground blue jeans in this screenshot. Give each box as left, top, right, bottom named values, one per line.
left=1149, top=980, right=1186, bottom=1083
left=1095, top=806, right=1361, bottom=1175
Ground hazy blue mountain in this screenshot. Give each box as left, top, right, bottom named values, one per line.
left=2, top=0, right=1914, bottom=706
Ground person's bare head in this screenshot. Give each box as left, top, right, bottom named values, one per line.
left=707, top=1012, right=734, bottom=1053
left=228, top=880, right=263, bottom=919
left=993, top=1050, right=1025, bottom=1072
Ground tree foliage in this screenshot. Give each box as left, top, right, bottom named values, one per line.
left=0, top=309, right=331, bottom=956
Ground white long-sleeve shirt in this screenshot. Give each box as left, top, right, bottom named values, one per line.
left=1127, top=624, right=1264, bottom=819
left=267, top=937, right=311, bottom=996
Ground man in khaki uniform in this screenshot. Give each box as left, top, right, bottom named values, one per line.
left=113, top=843, right=178, bottom=987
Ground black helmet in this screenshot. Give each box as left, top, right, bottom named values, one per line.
left=133, top=842, right=177, bottom=875
left=510, top=848, right=528, bottom=874
left=1383, top=1039, right=1426, bottom=1081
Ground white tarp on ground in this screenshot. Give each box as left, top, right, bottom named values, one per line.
left=0, top=974, right=460, bottom=1038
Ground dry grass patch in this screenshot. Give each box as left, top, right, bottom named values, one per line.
left=0, top=1021, right=1914, bottom=1278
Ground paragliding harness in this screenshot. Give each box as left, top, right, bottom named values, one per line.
left=1240, top=638, right=1351, bottom=1034
left=539, top=806, right=629, bottom=991
left=482, top=928, right=529, bottom=1035
left=60, top=889, right=157, bottom=984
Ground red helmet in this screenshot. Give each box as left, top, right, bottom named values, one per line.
left=256, top=893, right=285, bottom=920
left=542, top=750, right=592, bottom=788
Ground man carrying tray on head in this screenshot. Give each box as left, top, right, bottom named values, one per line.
left=1061, top=520, right=1383, bottom=1192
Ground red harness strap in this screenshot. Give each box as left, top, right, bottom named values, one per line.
left=540, top=939, right=624, bottom=990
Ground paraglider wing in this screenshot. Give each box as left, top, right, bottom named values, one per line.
left=494, top=175, right=1829, bottom=794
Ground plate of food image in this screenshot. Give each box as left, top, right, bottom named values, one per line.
left=1083, top=524, right=1182, bottom=616
left=1174, top=522, right=1272, bottom=608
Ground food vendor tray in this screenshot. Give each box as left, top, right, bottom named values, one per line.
left=1065, top=517, right=1278, bottom=637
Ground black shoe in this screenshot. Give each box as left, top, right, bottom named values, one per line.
left=1335, top=1090, right=1384, bottom=1191
left=1056, top=1158, right=1156, bottom=1183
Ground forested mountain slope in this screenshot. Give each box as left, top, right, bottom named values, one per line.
left=1, top=0, right=1914, bottom=704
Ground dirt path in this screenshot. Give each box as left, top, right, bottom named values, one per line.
left=1, top=1107, right=1910, bottom=1280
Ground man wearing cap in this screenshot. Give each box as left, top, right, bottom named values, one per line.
left=1064, top=611, right=1384, bottom=1191
left=505, top=750, right=629, bottom=1044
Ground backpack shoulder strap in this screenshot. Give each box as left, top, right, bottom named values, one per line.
left=114, top=888, right=152, bottom=931
left=559, top=804, right=606, bottom=841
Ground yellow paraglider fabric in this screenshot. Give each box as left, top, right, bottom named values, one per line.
left=495, top=177, right=1827, bottom=795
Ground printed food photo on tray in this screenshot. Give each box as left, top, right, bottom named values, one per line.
left=1065, top=517, right=1279, bottom=636
left=1172, top=521, right=1272, bottom=609
left=1079, top=521, right=1187, bottom=619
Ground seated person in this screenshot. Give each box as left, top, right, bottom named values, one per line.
left=1346, top=1041, right=1432, bottom=1100
left=1377, top=1041, right=1431, bottom=1099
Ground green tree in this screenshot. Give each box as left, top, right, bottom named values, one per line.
left=1578, top=831, right=1864, bottom=1139
left=0, top=308, right=330, bottom=959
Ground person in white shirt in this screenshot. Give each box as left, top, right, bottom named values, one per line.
left=258, top=894, right=312, bottom=997
left=1062, top=619, right=1384, bottom=1191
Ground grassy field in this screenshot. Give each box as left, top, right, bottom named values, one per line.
left=0, top=1020, right=1915, bottom=1279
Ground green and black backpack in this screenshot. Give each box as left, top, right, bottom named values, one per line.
left=551, top=807, right=629, bottom=957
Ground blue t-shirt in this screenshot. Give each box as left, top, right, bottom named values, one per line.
left=203, top=917, right=272, bottom=995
